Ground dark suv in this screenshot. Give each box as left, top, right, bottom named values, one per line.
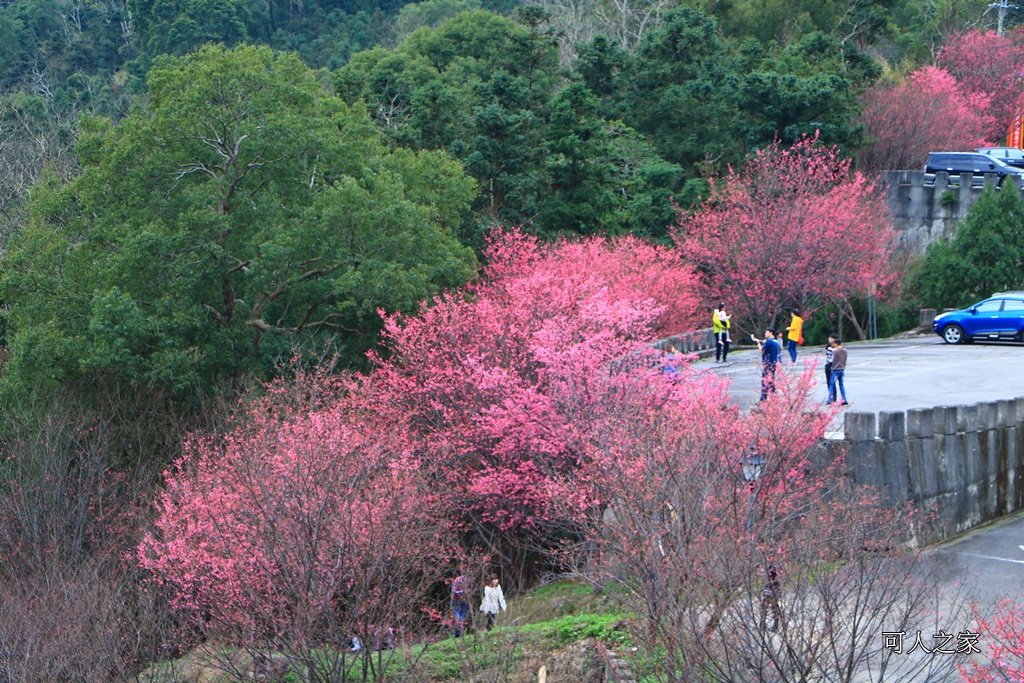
left=924, top=152, right=1024, bottom=185
left=975, top=147, right=1024, bottom=169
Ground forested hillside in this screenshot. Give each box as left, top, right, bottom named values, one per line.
left=0, top=0, right=1012, bottom=241
left=2, top=0, right=1024, bottom=680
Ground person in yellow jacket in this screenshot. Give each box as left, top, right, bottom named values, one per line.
left=713, top=303, right=730, bottom=362
left=785, top=309, right=804, bottom=364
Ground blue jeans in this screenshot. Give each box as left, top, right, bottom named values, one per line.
left=760, top=363, right=777, bottom=401
left=787, top=338, right=798, bottom=363
left=452, top=599, right=468, bottom=637
left=828, top=369, right=846, bottom=403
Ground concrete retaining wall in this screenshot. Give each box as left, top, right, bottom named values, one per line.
left=882, top=170, right=1022, bottom=254
left=831, top=399, right=1024, bottom=542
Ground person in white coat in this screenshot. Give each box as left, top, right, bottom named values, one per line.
left=480, top=575, right=506, bottom=630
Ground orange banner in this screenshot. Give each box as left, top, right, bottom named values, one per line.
left=1009, top=98, right=1024, bottom=149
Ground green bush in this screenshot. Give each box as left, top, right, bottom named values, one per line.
left=910, top=185, right=1024, bottom=310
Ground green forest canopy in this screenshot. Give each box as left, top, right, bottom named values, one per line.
left=0, top=0, right=1004, bottom=234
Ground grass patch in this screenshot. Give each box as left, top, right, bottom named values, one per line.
left=512, top=578, right=627, bottom=625
left=138, top=581, right=635, bottom=682
left=524, top=612, right=632, bottom=647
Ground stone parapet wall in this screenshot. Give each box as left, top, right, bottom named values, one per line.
left=831, top=399, right=1024, bottom=542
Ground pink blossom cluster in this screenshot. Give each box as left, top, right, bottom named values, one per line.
left=676, top=136, right=895, bottom=331
left=938, top=29, right=1024, bottom=143
left=860, top=65, right=995, bottom=173
left=138, top=386, right=445, bottom=642
left=366, top=228, right=702, bottom=532
left=960, top=600, right=1024, bottom=683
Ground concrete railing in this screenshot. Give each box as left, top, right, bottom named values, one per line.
left=826, top=399, right=1024, bottom=543
left=654, top=327, right=716, bottom=357
left=919, top=308, right=936, bottom=329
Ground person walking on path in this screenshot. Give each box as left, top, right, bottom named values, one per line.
left=823, top=333, right=837, bottom=394
left=451, top=573, right=469, bottom=638
left=760, top=565, right=784, bottom=632
left=751, top=328, right=782, bottom=401
left=827, top=338, right=848, bottom=405
left=713, top=304, right=731, bottom=362
left=785, top=309, right=804, bottom=364
left=480, top=575, right=506, bottom=631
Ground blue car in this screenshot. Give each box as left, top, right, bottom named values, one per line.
left=933, top=292, right=1024, bottom=344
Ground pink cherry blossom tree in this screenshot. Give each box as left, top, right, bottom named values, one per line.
left=139, top=371, right=454, bottom=682
left=561, top=370, right=971, bottom=683
left=959, top=599, right=1024, bottom=683
left=938, top=29, right=1024, bottom=142
left=363, top=228, right=702, bottom=580
left=138, top=228, right=702, bottom=673
left=858, top=66, right=996, bottom=174
left=674, top=136, right=895, bottom=337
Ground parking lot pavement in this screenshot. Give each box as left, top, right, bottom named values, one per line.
left=702, top=333, right=1024, bottom=435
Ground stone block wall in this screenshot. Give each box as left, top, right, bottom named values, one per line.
left=832, top=399, right=1024, bottom=542
left=594, top=643, right=637, bottom=683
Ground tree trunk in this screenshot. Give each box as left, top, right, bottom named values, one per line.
left=840, top=299, right=867, bottom=341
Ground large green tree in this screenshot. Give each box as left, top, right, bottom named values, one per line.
left=613, top=9, right=875, bottom=177
left=337, top=10, right=560, bottom=224
left=619, top=8, right=743, bottom=177
left=539, top=81, right=682, bottom=238
left=736, top=31, right=875, bottom=150
left=912, top=186, right=1024, bottom=310
left=339, top=9, right=682, bottom=237
left=1, top=44, right=476, bottom=395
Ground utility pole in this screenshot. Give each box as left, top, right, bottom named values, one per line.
left=992, top=0, right=1020, bottom=36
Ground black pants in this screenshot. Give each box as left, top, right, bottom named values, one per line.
left=761, top=591, right=783, bottom=631
left=715, top=331, right=730, bottom=361
left=824, top=363, right=832, bottom=392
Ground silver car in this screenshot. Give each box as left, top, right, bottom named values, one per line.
left=974, top=147, right=1024, bottom=169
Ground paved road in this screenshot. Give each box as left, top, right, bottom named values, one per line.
left=702, top=333, right=1024, bottom=434
left=907, top=510, right=1024, bottom=678
left=930, top=509, right=1024, bottom=607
